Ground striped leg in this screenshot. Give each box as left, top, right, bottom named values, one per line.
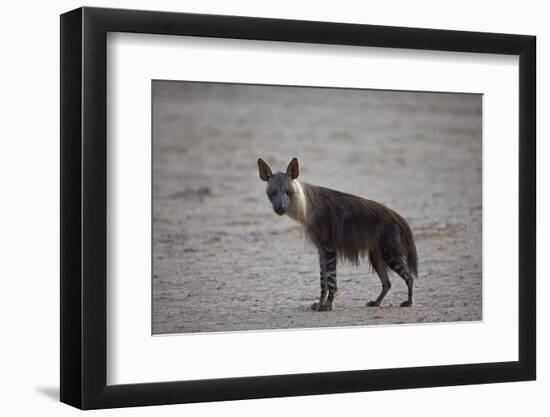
left=319, top=253, right=328, bottom=304
left=384, top=255, right=414, bottom=307
left=311, top=247, right=337, bottom=311
left=325, top=249, right=338, bottom=306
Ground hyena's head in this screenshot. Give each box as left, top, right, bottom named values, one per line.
left=257, top=157, right=300, bottom=216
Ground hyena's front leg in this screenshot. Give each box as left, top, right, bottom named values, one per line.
left=311, top=248, right=337, bottom=312
left=313, top=252, right=328, bottom=307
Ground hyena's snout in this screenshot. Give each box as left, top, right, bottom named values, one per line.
left=271, top=193, right=289, bottom=215
left=273, top=206, right=286, bottom=216
left=273, top=195, right=291, bottom=215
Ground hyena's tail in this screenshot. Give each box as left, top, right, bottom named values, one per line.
left=400, top=220, right=418, bottom=277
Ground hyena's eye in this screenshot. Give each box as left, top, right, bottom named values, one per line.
left=285, top=190, right=293, bottom=197
left=268, top=191, right=276, bottom=198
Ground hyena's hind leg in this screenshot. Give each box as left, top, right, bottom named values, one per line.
left=383, top=249, right=415, bottom=307
left=311, top=247, right=337, bottom=312
left=366, top=247, right=391, bottom=307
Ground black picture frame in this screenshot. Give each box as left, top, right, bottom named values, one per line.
left=60, top=6, right=536, bottom=410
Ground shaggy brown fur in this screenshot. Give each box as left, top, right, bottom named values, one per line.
left=301, top=183, right=417, bottom=275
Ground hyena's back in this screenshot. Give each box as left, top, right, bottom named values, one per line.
left=302, top=184, right=418, bottom=275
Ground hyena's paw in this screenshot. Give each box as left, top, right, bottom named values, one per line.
left=366, top=300, right=381, bottom=307
left=400, top=300, right=413, bottom=307
left=311, top=302, right=333, bottom=312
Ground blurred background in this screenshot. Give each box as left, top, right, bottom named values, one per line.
left=152, top=80, right=482, bottom=334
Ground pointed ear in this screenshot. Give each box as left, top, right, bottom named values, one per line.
left=257, top=158, right=273, bottom=181
left=286, top=157, right=299, bottom=179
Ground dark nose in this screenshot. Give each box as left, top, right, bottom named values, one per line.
left=274, top=207, right=286, bottom=215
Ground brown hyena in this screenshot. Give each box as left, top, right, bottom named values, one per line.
left=258, top=157, right=418, bottom=311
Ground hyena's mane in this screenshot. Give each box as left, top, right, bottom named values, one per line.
left=300, top=183, right=417, bottom=274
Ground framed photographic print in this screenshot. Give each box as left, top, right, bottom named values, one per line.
left=60, top=6, right=536, bottom=409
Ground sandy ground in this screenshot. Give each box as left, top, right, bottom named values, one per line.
left=152, top=81, right=482, bottom=335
